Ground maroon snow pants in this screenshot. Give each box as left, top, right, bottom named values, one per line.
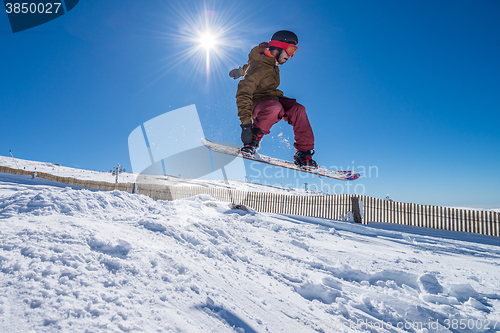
left=252, top=98, right=314, bottom=151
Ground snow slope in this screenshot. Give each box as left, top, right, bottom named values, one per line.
left=0, top=155, right=321, bottom=196
left=1, top=171, right=500, bottom=333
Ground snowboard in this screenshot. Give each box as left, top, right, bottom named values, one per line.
left=201, top=138, right=360, bottom=181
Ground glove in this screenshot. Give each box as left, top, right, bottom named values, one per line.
left=240, top=123, right=253, bottom=145
left=229, top=67, right=243, bottom=80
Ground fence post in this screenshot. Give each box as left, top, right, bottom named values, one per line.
left=395, top=202, right=398, bottom=225
left=480, top=210, right=484, bottom=235
left=401, top=202, right=405, bottom=225
left=351, top=196, right=363, bottom=223
left=401, top=202, right=407, bottom=225
left=449, top=207, right=453, bottom=231
left=266, top=192, right=270, bottom=213
left=472, top=210, right=477, bottom=234
left=409, top=203, right=413, bottom=226
left=444, top=208, right=450, bottom=230
left=489, top=211, right=494, bottom=236
left=345, top=194, right=349, bottom=219
left=461, top=210, right=465, bottom=232
left=318, top=196, right=323, bottom=218
left=465, top=210, right=469, bottom=233
left=466, top=209, right=470, bottom=233
left=302, top=194, right=306, bottom=216
left=370, top=196, right=373, bottom=223
left=422, top=205, right=429, bottom=228
left=436, top=206, right=439, bottom=229
left=265, top=193, right=270, bottom=213
left=278, top=194, right=281, bottom=213
left=410, top=203, right=414, bottom=226
left=450, top=208, right=454, bottom=231
left=426, top=205, right=430, bottom=228
left=389, top=200, right=393, bottom=224
left=496, top=212, right=499, bottom=237
left=379, top=198, right=383, bottom=222
left=320, top=196, right=325, bottom=218
left=326, top=196, right=331, bottom=219
left=381, top=198, right=385, bottom=222
left=435, top=206, right=439, bottom=229
left=418, top=204, right=422, bottom=228
left=444, top=207, right=449, bottom=231
left=340, top=194, right=344, bottom=218
left=382, top=198, right=385, bottom=222
left=464, top=210, right=468, bottom=233
left=313, top=196, right=318, bottom=217
left=340, top=194, right=343, bottom=219
left=484, top=210, right=489, bottom=236
left=443, top=207, right=447, bottom=230
left=387, top=201, right=394, bottom=223
left=414, top=203, right=418, bottom=227
left=310, top=195, right=314, bottom=217
left=332, top=195, right=336, bottom=220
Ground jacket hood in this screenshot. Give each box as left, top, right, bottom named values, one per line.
left=247, top=42, right=275, bottom=65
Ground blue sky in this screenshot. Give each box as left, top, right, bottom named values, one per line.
left=1, top=0, right=499, bottom=208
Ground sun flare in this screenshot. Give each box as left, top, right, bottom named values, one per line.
left=152, top=2, right=246, bottom=84
left=198, top=31, right=218, bottom=50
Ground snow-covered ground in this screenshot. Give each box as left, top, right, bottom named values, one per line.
left=1, top=164, right=500, bottom=333
left=0, top=156, right=137, bottom=184
left=0, top=156, right=322, bottom=196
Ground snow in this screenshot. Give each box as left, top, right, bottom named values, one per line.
left=0, top=156, right=322, bottom=196
left=0, top=156, right=137, bottom=183
left=1, top=160, right=500, bottom=332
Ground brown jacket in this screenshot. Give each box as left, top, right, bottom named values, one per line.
left=236, top=43, right=284, bottom=125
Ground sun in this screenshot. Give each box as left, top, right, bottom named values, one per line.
left=198, top=31, right=218, bottom=50
left=193, top=27, right=224, bottom=74
left=196, top=30, right=221, bottom=74
left=148, top=1, right=247, bottom=85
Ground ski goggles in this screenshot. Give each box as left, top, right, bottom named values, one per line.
left=268, top=40, right=299, bottom=58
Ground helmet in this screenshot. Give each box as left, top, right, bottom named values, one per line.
left=269, top=30, right=299, bottom=58
left=270, top=30, right=298, bottom=45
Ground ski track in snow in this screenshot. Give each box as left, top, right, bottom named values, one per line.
left=1, top=172, right=500, bottom=332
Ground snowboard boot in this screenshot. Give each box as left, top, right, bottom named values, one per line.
left=294, top=150, right=318, bottom=170
left=240, top=128, right=264, bottom=157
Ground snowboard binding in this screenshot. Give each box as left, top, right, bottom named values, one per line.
left=294, top=150, right=318, bottom=170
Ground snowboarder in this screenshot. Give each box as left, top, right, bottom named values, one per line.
left=229, top=30, right=317, bottom=169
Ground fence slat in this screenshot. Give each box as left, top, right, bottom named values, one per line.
left=492, top=213, right=500, bottom=236
left=496, top=212, right=499, bottom=237
left=488, top=211, right=493, bottom=237
left=418, top=204, right=422, bottom=228
left=480, top=210, right=484, bottom=235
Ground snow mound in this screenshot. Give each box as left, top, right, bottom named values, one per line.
left=418, top=273, right=443, bottom=295
left=1, top=181, right=500, bottom=332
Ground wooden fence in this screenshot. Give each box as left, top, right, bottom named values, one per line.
left=1, top=165, right=498, bottom=237
left=0, top=165, right=136, bottom=192
left=357, top=195, right=499, bottom=237
left=162, top=187, right=499, bottom=237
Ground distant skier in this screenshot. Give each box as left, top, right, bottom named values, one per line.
left=229, top=30, right=317, bottom=169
